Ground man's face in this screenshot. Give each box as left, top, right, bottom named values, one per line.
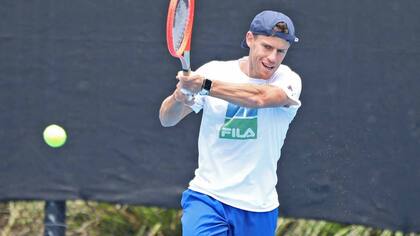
left=246, top=32, right=290, bottom=80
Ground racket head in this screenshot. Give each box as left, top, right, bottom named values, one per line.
left=166, top=0, right=195, bottom=58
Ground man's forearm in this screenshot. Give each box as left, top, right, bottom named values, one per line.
left=209, top=80, right=292, bottom=108
left=159, top=94, right=192, bottom=127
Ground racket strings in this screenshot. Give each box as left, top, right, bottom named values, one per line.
left=173, top=0, right=189, bottom=51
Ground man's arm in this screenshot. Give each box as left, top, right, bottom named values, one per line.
left=159, top=84, right=193, bottom=127
left=210, top=80, right=298, bottom=108
left=178, top=72, right=299, bottom=108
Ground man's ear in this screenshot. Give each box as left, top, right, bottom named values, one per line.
left=245, top=31, right=254, bottom=48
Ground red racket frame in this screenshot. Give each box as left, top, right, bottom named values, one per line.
left=166, top=0, right=195, bottom=71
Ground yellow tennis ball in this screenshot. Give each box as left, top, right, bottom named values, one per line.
left=43, top=124, right=67, bottom=148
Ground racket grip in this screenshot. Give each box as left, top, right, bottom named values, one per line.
left=181, top=69, right=192, bottom=100
left=182, top=69, right=190, bottom=76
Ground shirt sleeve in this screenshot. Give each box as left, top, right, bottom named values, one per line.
left=275, top=69, right=302, bottom=108
left=188, top=94, right=203, bottom=113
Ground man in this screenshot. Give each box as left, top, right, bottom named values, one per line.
left=160, top=10, right=302, bottom=236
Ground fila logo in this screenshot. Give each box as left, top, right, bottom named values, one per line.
left=219, top=103, right=258, bottom=140
left=220, top=127, right=256, bottom=139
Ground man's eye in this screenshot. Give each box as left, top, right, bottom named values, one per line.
left=264, top=45, right=271, bottom=49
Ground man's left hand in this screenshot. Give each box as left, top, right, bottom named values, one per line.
left=176, top=71, right=204, bottom=94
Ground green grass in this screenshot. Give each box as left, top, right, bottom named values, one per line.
left=0, top=201, right=418, bottom=236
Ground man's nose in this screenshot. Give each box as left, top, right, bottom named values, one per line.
left=267, top=50, right=277, bottom=62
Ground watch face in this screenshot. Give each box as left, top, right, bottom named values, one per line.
left=203, top=79, right=212, bottom=91
left=199, top=79, right=212, bottom=96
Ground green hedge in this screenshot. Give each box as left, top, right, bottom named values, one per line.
left=0, top=201, right=418, bottom=236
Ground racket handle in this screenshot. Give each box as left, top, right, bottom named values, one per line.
left=181, top=69, right=193, bottom=100
left=182, top=69, right=190, bottom=76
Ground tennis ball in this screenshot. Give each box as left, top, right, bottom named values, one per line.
left=43, top=124, right=67, bottom=148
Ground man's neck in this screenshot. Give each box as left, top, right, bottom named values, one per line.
left=239, top=57, right=251, bottom=77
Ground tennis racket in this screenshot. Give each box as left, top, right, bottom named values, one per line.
left=166, top=0, right=195, bottom=96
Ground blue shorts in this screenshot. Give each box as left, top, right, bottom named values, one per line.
left=181, top=189, right=278, bottom=236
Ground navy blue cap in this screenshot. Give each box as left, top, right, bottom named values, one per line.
left=241, top=10, right=299, bottom=48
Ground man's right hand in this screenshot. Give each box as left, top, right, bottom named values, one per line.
left=159, top=83, right=194, bottom=127
left=173, top=82, right=195, bottom=106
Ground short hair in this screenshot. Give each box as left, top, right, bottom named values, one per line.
left=272, top=21, right=289, bottom=35
left=251, top=21, right=290, bottom=43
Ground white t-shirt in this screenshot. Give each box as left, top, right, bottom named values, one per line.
left=188, top=57, right=302, bottom=212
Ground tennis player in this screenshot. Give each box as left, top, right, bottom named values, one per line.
left=160, top=10, right=302, bottom=236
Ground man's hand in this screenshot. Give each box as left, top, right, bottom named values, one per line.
left=176, top=71, right=205, bottom=94
left=173, top=82, right=195, bottom=106
left=159, top=81, right=194, bottom=127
